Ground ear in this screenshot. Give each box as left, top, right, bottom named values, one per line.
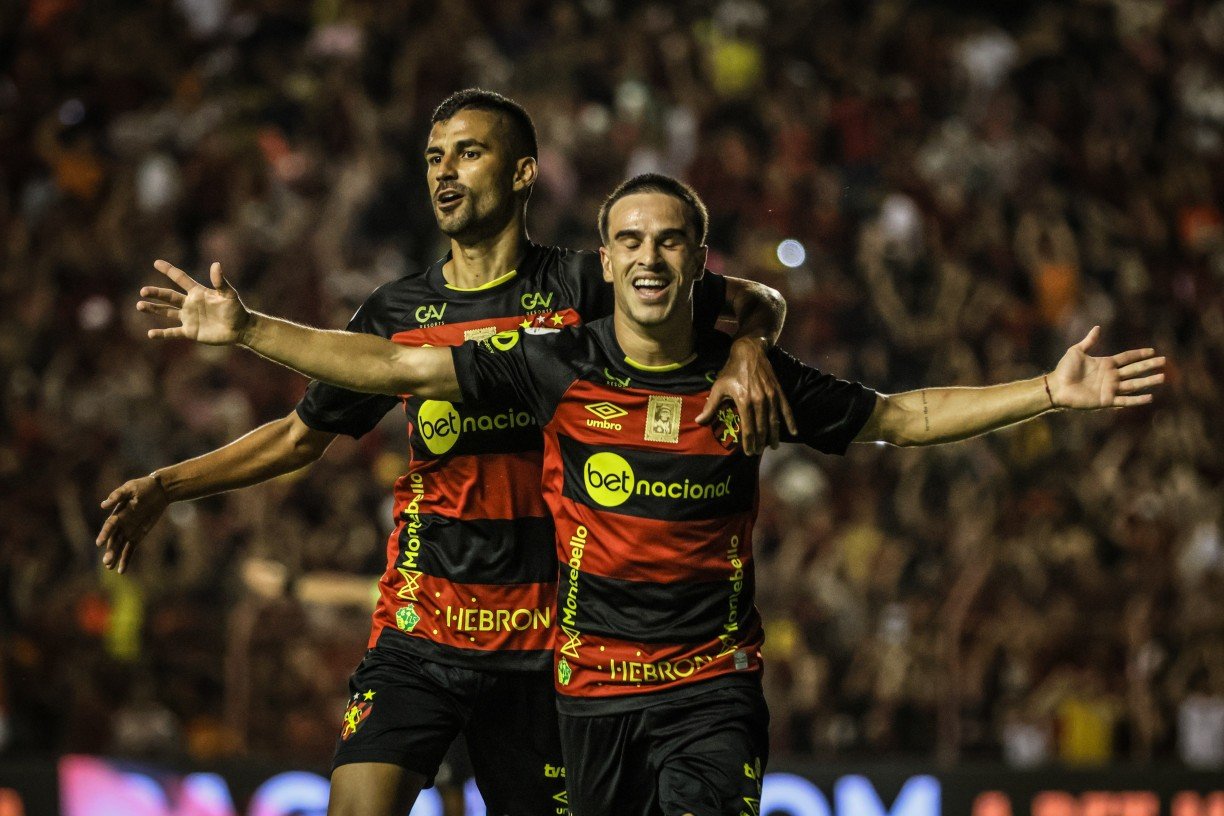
left=695, top=245, right=708, bottom=279
left=513, top=157, right=538, bottom=194
left=599, top=246, right=613, bottom=283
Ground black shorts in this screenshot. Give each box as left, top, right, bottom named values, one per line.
left=334, top=643, right=567, bottom=816
left=559, top=682, right=769, bottom=816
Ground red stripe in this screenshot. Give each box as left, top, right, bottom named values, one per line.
left=553, top=496, right=754, bottom=582
left=554, top=617, right=764, bottom=699
left=397, top=452, right=548, bottom=520
left=369, top=575, right=557, bottom=652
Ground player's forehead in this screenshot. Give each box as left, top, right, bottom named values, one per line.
left=426, top=108, right=506, bottom=151
left=607, top=192, right=691, bottom=238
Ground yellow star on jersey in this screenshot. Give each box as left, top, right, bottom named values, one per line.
left=551, top=313, right=565, bottom=325
left=362, top=689, right=376, bottom=701
left=519, top=319, right=532, bottom=329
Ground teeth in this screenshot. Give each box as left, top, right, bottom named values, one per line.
left=634, top=279, right=666, bottom=288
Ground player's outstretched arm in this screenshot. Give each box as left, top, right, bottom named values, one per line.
left=139, top=260, right=462, bottom=400
left=97, top=412, right=336, bottom=573
left=854, top=326, right=1165, bottom=446
left=696, top=276, right=798, bottom=455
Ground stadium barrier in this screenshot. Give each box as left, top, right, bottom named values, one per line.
left=1, top=754, right=1221, bottom=815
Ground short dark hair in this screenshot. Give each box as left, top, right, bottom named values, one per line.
left=431, top=88, right=538, bottom=161
left=597, top=174, right=710, bottom=246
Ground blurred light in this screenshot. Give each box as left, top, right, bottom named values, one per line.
left=777, top=239, right=806, bottom=268
left=58, top=98, right=85, bottom=126
left=78, top=296, right=114, bottom=331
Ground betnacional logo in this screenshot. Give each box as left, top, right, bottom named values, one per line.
left=416, top=400, right=536, bottom=455
left=584, top=401, right=628, bottom=431
left=340, top=690, right=376, bottom=740
left=414, top=303, right=446, bottom=324
left=583, top=452, right=635, bottom=507
left=582, top=452, right=733, bottom=507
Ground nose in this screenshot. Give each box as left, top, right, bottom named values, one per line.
left=433, top=153, right=458, bottom=182
left=637, top=240, right=664, bottom=269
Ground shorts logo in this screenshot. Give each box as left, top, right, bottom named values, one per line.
left=340, top=689, right=376, bottom=740
left=396, top=604, right=421, bottom=632
left=644, top=395, right=682, bottom=443
left=714, top=406, right=741, bottom=450
left=585, top=401, right=627, bottom=431
left=583, top=452, right=634, bottom=507
left=556, top=657, right=573, bottom=686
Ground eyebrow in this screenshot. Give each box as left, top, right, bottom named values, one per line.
left=612, top=227, right=690, bottom=242
left=424, top=138, right=491, bottom=156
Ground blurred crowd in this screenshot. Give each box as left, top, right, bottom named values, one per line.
left=2, top=0, right=1223, bottom=770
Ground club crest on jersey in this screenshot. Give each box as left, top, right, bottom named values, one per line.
left=644, top=395, right=682, bottom=443
left=396, top=604, right=421, bottom=632
left=340, top=690, right=376, bottom=740
left=414, top=303, right=446, bottom=324
left=714, top=406, right=741, bottom=450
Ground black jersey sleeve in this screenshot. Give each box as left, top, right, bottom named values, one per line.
left=770, top=347, right=878, bottom=454
left=692, top=271, right=728, bottom=330
left=295, top=288, right=402, bottom=438
left=559, top=249, right=617, bottom=320
left=451, top=330, right=579, bottom=425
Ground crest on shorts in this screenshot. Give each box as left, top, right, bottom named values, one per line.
left=644, top=395, right=682, bottom=443
left=713, top=406, right=741, bottom=450
left=340, top=689, right=376, bottom=740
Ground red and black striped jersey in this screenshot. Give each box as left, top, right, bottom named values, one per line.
left=295, top=244, right=727, bottom=671
left=453, top=318, right=877, bottom=711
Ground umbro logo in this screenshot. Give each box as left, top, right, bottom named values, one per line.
left=584, top=401, right=626, bottom=431
left=585, top=402, right=628, bottom=420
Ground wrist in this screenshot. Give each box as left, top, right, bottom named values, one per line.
left=1042, top=373, right=1059, bottom=409
left=237, top=312, right=262, bottom=349
left=731, top=334, right=770, bottom=354
left=148, top=470, right=173, bottom=503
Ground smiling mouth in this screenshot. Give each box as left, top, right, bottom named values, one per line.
left=632, top=277, right=671, bottom=302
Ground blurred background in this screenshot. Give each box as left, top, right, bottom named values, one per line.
left=2, top=0, right=1223, bottom=798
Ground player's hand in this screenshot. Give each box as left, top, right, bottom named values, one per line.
left=1048, top=326, right=1165, bottom=409
left=696, top=336, right=798, bottom=455
left=138, top=260, right=251, bottom=345
left=96, top=475, right=169, bottom=574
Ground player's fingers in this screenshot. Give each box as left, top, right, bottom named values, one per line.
left=210, top=262, right=233, bottom=294
left=100, top=486, right=131, bottom=510
left=763, top=389, right=781, bottom=450
left=1074, top=325, right=1101, bottom=352
left=1111, top=347, right=1155, bottom=366
left=1116, top=355, right=1164, bottom=378
left=153, top=259, right=200, bottom=292
left=96, top=513, right=121, bottom=546
left=101, top=535, right=119, bottom=568
left=147, top=327, right=186, bottom=340
left=139, top=286, right=186, bottom=307
left=136, top=302, right=179, bottom=318
left=1112, top=393, right=1154, bottom=407
left=695, top=383, right=728, bottom=425
left=116, top=540, right=135, bottom=574
left=779, top=391, right=798, bottom=436
left=737, top=399, right=760, bottom=455
left=1118, top=373, right=1164, bottom=392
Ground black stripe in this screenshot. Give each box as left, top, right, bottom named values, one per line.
left=559, top=569, right=756, bottom=644
left=558, top=435, right=757, bottom=521
left=396, top=515, right=557, bottom=584
left=375, top=628, right=552, bottom=671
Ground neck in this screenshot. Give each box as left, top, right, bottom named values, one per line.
left=612, top=305, right=696, bottom=368
left=442, top=216, right=528, bottom=289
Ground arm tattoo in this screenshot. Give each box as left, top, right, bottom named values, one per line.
left=921, top=390, right=930, bottom=433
